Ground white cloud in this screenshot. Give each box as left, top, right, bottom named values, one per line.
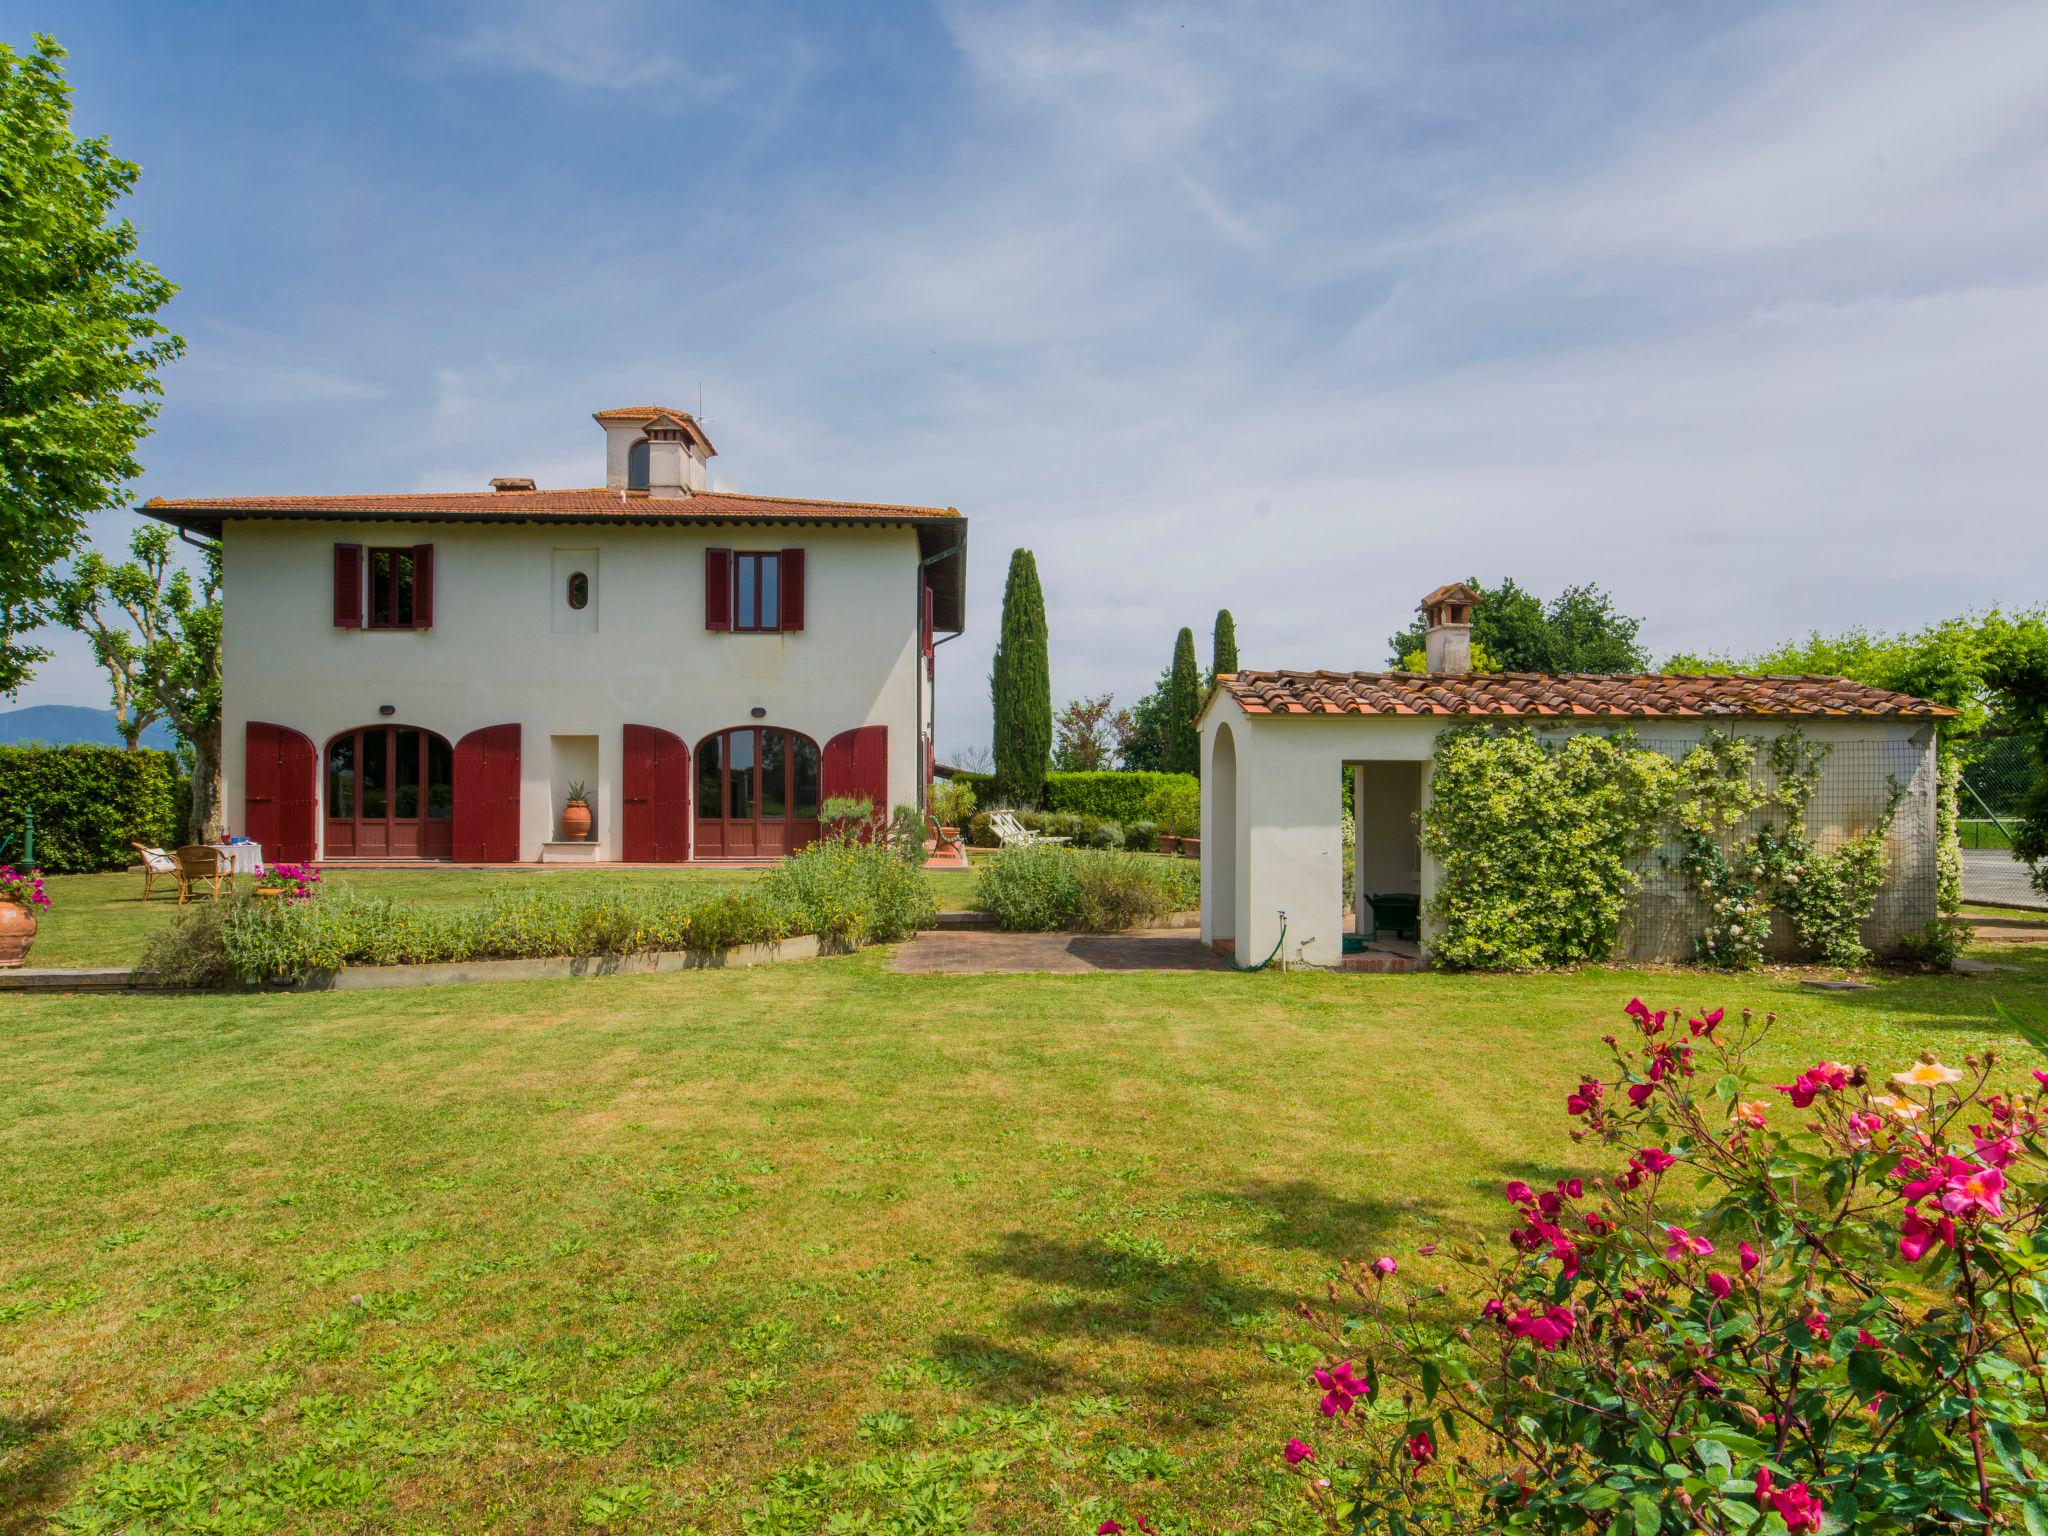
left=435, top=0, right=713, bottom=92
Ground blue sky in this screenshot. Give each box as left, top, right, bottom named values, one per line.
left=10, top=0, right=2048, bottom=757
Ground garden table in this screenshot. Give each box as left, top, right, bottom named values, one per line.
left=212, top=841, right=265, bottom=877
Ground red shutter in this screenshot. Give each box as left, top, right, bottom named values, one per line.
left=454, top=724, right=521, bottom=862
left=705, top=548, right=733, bottom=631
left=823, top=725, right=889, bottom=837
left=334, top=544, right=363, bottom=628
left=779, top=548, right=805, bottom=632
left=921, top=583, right=934, bottom=660
left=622, top=724, right=690, bottom=863
left=244, top=721, right=317, bottom=862
left=411, top=543, right=434, bottom=628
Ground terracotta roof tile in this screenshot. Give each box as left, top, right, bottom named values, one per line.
left=1212, top=670, right=1955, bottom=721
left=140, top=487, right=959, bottom=524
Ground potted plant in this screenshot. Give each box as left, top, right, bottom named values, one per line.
left=820, top=795, right=875, bottom=841
left=0, top=864, right=51, bottom=968
left=928, top=779, right=975, bottom=842
left=254, top=862, right=322, bottom=901
left=561, top=781, right=593, bottom=842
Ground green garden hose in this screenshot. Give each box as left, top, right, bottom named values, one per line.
left=1229, top=912, right=1287, bottom=972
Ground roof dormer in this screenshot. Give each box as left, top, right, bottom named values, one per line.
left=594, top=405, right=716, bottom=494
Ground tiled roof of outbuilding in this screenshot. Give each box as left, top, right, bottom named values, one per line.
left=1210, top=671, right=1955, bottom=720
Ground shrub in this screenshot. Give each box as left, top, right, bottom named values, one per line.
left=1144, top=778, right=1201, bottom=838
left=0, top=744, right=182, bottom=872
left=928, top=778, right=976, bottom=828
left=947, top=770, right=995, bottom=805
left=761, top=835, right=936, bottom=946
left=1072, top=852, right=1196, bottom=930
left=1044, top=771, right=1198, bottom=825
left=139, top=844, right=935, bottom=984
left=1124, top=819, right=1159, bottom=853
left=1895, top=914, right=1972, bottom=969
left=974, top=846, right=1197, bottom=931
left=1278, top=998, right=2048, bottom=1534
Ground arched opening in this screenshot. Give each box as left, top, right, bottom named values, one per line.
left=626, top=438, right=651, bottom=491
left=1204, top=722, right=1238, bottom=948
left=325, top=724, right=455, bottom=858
left=696, top=726, right=823, bottom=857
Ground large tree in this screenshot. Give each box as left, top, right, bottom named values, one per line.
left=1210, top=608, right=1238, bottom=686
left=990, top=548, right=1051, bottom=805
left=1120, top=664, right=1173, bottom=771
left=55, top=524, right=221, bottom=839
left=1164, top=626, right=1202, bottom=776
left=1386, top=577, right=1647, bottom=674
left=1053, top=693, right=1135, bottom=772
left=1, top=34, right=183, bottom=695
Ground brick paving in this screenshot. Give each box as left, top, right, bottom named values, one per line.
left=888, top=929, right=1228, bottom=975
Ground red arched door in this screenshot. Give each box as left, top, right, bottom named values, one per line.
left=695, top=726, right=821, bottom=857
left=325, top=725, right=455, bottom=857
left=622, top=724, right=690, bottom=862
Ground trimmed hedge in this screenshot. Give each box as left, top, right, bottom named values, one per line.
left=1044, top=771, right=1197, bottom=823
left=944, top=769, right=1199, bottom=824
left=0, top=745, right=184, bottom=873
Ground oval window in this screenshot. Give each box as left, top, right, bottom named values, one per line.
left=567, top=572, right=590, bottom=610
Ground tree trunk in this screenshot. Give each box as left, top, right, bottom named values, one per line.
left=184, top=720, right=223, bottom=843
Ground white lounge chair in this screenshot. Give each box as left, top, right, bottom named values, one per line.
left=989, top=810, right=1070, bottom=848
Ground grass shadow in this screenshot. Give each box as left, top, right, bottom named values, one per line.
left=0, top=1411, right=73, bottom=1536
left=1217, top=1179, right=1442, bottom=1259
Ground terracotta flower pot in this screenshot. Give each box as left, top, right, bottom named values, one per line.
left=561, top=800, right=593, bottom=842
left=1179, top=836, right=1202, bottom=858
left=0, top=900, right=37, bottom=969
left=1155, top=835, right=1180, bottom=855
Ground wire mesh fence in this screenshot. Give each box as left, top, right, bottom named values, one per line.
left=1621, top=734, right=1939, bottom=960
left=1958, top=734, right=2044, bottom=908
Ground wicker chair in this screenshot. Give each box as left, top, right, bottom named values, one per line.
left=131, top=841, right=178, bottom=900
left=172, top=844, right=230, bottom=903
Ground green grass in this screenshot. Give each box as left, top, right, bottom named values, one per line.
left=25, top=863, right=986, bottom=969
left=4, top=948, right=2047, bottom=1531
left=1959, top=818, right=2017, bottom=851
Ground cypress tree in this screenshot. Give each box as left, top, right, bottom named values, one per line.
left=1165, top=626, right=1202, bottom=776
left=990, top=548, right=1051, bottom=805
left=1210, top=608, right=1239, bottom=684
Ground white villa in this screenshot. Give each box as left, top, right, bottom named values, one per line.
left=1197, top=584, right=1953, bottom=970
left=141, top=406, right=966, bottom=864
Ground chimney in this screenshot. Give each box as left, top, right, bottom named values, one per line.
left=1419, top=583, right=1479, bottom=675
left=597, top=406, right=715, bottom=492
left=490, top=476, right=536, bottom=492
left=643, top=421, right=691, bottom=498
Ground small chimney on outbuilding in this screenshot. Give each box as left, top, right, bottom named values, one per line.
left=1419, top=582, right=1480, bottom=676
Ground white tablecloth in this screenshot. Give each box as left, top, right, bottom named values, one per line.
left=214, top=842, right=264, bottom=876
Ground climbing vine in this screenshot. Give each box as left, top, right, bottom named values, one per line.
left=1423, top=727, right=1903, bottom=970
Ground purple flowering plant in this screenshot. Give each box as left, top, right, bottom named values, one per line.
left=1283, top=998, right=2048, bottom=1533
left=0, top=864, right=51, bottom=909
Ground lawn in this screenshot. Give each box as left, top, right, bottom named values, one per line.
left=23, top=863, right=988, bottom=970
left=5, top=947, right=2046, bottom=1533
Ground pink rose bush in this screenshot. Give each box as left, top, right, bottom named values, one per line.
left=1283, top=998, right=2048, bottom=1533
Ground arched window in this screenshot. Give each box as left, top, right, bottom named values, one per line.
left=324, top=725, right=455, bottom=858
left=694, top=727, right=822, bottom=857
left=567, top=571, right=590, bottom=610
left=627, top=438, right=650, bottom=491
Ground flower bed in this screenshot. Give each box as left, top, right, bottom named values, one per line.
left=1271, top=996, right=2048, bottom=1533
left=138, top=838, right=935, bottom=986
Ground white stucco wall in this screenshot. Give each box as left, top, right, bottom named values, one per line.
left=1199, top=699, right=1940, bottom=968
left=220, top=520, right=929, bottom=860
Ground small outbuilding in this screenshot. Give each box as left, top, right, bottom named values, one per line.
left=1196, top=586, right=1954, bottom=969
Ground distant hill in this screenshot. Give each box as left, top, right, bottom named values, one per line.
left=0, top=705, right=178, bottom=750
